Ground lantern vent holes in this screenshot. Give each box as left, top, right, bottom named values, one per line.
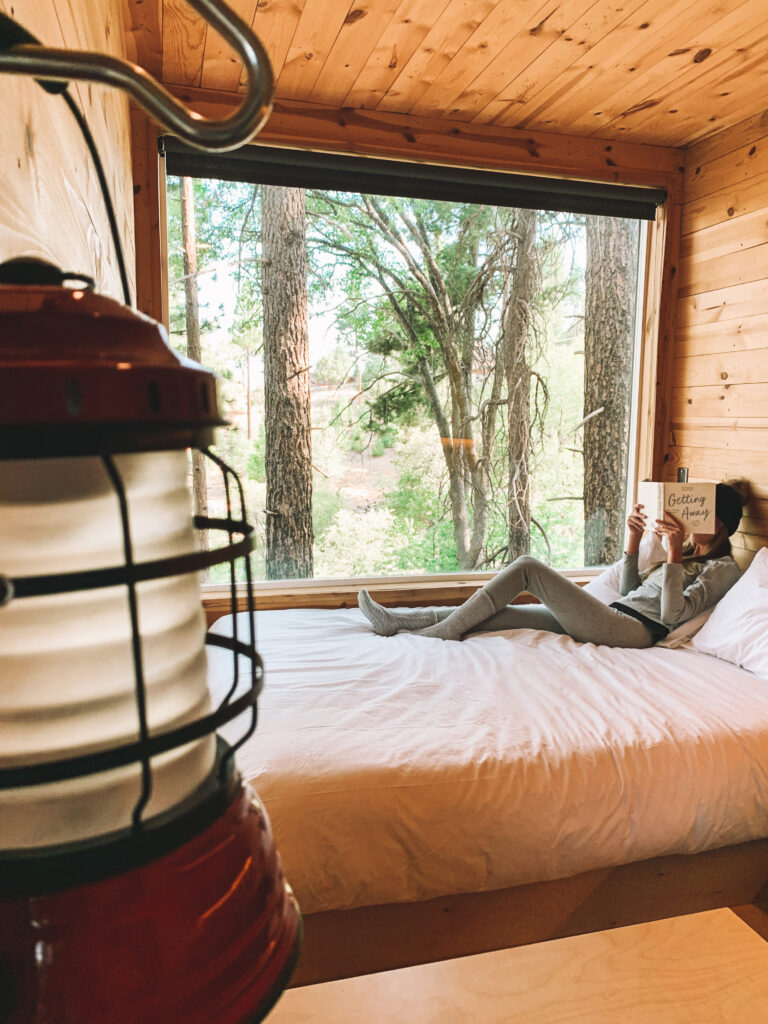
left=65, top=380, right=82, bottom=416
left=147, top=380, right=162, bottom=414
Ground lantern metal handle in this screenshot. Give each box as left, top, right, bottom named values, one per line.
left=0, top=0, right=273, bottom=152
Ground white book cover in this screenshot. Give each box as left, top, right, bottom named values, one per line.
left=636, top=481, right=717, bottom=534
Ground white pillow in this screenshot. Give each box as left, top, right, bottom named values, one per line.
left=583, top=561, right=622, bottom=604
left=582, top=532, right=666, bottom=606
left=656, top=606, right=715, bottom=649
left=690, top=547, right=768, bottom=677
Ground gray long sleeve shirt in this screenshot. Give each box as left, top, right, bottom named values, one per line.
left=616, top=552, right=741, bottom=631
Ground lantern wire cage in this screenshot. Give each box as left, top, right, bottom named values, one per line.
left=0, top=449, right=262, bottom=894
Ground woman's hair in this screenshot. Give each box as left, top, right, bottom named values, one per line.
left=640, top=476, right=750, bottom=578
left=716, top=477, right=751, bottom=536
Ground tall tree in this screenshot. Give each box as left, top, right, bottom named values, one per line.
left=583, top=216, right=639, bottom=565
left=262, top=185, right=313, bottom=579
left=180, top=176, right=209, bottom=563
left=311, top=194, right=522, bottom=570
left=502, top=207, right=539, bottom=560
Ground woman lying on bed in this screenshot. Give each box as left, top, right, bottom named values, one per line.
left=358, top=478, right=750, bottom=646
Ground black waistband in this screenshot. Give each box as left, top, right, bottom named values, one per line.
left=610, top=601, right=669, bottom=642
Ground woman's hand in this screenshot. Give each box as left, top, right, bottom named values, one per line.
left=654, top=510, right=686, bottom=563
left=625, top=503, right=646, bottom=555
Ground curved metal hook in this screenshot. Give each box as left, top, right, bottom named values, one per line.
left=0, top=0, right=274, bottom=152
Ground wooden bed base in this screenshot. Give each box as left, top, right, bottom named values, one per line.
left=290, top=837, right=768, bottom=987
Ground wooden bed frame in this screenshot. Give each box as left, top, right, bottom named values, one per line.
left=291, top=837, right=768, bottom=986
left=202, top=563, right=768, bottom=987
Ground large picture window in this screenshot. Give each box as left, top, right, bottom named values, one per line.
left=164, top=149, right=654, bottom=583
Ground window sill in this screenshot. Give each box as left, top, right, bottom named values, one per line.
left=201, top=569, right=603, bottom=625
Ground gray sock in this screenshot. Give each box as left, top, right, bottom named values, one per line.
left=415, top=588, right=496, bottom=640
left=358, top=589, right=438, bottom=637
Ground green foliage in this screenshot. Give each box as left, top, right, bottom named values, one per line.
left=246, top=426, right=267, bottom=483
left=343, top=419, right=397, bottom=456
left=312, top=482, right=344, bottom=541
left=168, top=174, right=637, bottom=582
left=314, top=508, right=405, bottom=577
left=345, top=424, right=369, bottom=454
left=314, top=343, right=356, bottom=386
left=371, top=425, right=397, bottom=457
left=384, top=439, right=461, bottom=573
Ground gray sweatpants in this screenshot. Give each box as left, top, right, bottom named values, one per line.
left=436, top=555, right=655, bottom=647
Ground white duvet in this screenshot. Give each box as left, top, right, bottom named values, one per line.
left=208, top=608, right=768, bottom=915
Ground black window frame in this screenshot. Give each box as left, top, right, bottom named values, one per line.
left=162, top=136, right=665, bottom=221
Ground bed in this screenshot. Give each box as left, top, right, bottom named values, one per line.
left=208, top=549, right=768, bottom=985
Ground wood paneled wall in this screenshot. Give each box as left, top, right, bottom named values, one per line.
left=671, top=112, right=768, bottom=565
left=0, top=0, right=135, bottom=301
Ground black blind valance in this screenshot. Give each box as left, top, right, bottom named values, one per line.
left=162, top=136, right=666, bottom=221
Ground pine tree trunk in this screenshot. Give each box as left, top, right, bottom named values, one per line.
left=583, top=216, right=639, bottom=565
left=262, top=185, right=313, bottom=579
left=180, top=176, right=209, bottom=571
left=504, top=208, right=538, bottom=561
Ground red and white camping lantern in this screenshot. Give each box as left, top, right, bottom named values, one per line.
left=0, top=260, right=300, bottom=1023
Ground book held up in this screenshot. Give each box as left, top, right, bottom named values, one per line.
left=636, top=480, right=717, bottom=534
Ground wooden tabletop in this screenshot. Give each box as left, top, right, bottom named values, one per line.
left=269, top=909, right=768, bottom=1023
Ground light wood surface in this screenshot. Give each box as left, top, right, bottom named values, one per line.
left=125, top=0, right=768, bottom=148
left=289, top=837, right=768, bottom=987
left=0, top=0, right=135, bottom=301
left=643, top=187, right=684, bottom=481
left=162, top=88, right=684, bottom=186
left=122, top=0, right=162, bottom=77
left=130, top=107, right=168, bottom=324
left=272, top=910, right=768, bottom=1023
left=670, top=111, right=768, bottom=563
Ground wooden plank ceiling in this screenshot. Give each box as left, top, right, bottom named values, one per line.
left=125, top=0, right=768, bottom=148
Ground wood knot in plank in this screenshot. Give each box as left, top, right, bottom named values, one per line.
left=344, top=9, right=366, bottom=24
left=693, top=48, right=711, bottom=63
left=620, top=98, right=659, bottom=118
left=529, top=10, right=554, bottom=36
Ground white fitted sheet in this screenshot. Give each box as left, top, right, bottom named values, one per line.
left=208, top=608, right=768, bottom=915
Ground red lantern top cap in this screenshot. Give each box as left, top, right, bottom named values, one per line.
left=0, top=280, right=177, bottom=364
left=0, top=260, right=226, bottom=458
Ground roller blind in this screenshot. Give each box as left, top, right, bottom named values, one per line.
left=162, top=137, right=666, bottom=220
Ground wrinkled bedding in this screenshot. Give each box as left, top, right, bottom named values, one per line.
left=208, top=607, right=768, bottom=914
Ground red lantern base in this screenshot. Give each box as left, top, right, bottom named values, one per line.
left=0, top=783, right=301, bottom=1023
